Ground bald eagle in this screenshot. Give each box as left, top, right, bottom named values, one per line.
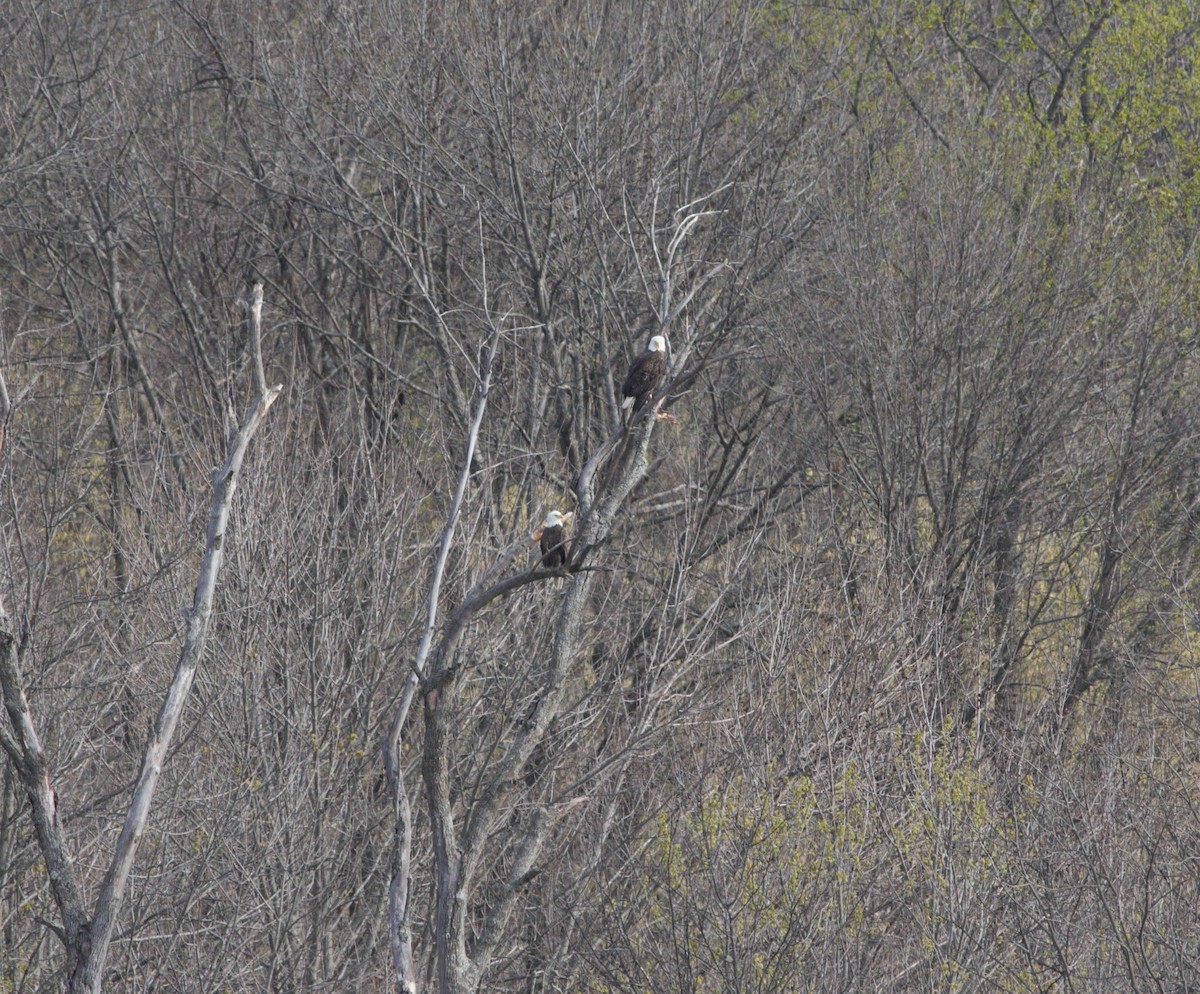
left=533, top=510, right=572, bottom=569
left=621, top=335, right=668, bottom=421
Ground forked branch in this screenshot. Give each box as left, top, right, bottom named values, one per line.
left=0, top=285, right=281, bottom=994
left=384, top=316, right=504, bottom=994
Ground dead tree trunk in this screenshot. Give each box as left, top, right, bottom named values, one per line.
left=0, top=285, right=280, bottom=994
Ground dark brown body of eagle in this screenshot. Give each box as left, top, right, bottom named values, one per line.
left=540, top=522, right=567, bottom=569
left=621, top=335, right=668, bottom=419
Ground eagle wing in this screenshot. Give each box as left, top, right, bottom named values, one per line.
left=621, top=351, right=667, bottom=412
left=540, top=524, right=566, bottom=568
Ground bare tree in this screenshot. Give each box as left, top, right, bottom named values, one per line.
left=7, top=2, right=1200, bottom=992
left=0, top=287, right=279, bottom=992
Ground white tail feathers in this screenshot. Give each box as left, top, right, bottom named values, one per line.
left=621, top=396, right=634, bottom=411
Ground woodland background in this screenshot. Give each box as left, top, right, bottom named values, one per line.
left=4, top=0, right=1200, bottom=991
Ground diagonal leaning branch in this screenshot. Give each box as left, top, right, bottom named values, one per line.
left=83, top=378, right=282, bottom=992
left=384, top=317, right=504, bottom=994
left=0, top=284, right=281, bottom=994
left=0, top=306, right=94, bottom=984
left=86, top=283, right=280, bottom=993
left=0, top=616, right=91, bottom=972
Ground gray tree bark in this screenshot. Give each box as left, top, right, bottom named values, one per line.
left=0, top=285, right=280, bottom=993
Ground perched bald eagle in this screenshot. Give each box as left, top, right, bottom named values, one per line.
left=533, top=510, right=572, bottom=569
left=621, top=335, right=668, bottom=421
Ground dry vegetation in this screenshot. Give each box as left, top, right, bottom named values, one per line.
left=4, top=0, right=1200, bottom=991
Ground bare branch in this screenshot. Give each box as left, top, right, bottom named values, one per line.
left=88, top=218, right=189, bottom=493
left=469, top=806, right=549, bottom=968
left=385, top=315, right=505, bottom=994
left=0, top=299, right=10, bottom=466
left=78, top=315, right=283, bottom=993
left=247, top=281, right=267, bottom=397
left=0, top=616, right=91, bottom=987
